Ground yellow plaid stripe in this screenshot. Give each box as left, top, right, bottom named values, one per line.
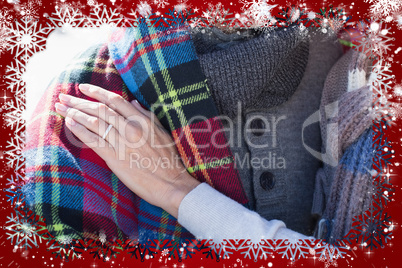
left=155, top=79, right=208, bottom=102
left=147, top=28, right=215, bottom=188
left=137, top=26, right=216, bottom=237
left=156, top=89, right=211, bottom=119
left=187, top=156, right=234, bottom=174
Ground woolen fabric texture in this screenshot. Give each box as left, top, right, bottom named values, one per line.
left=312, top=49, right=374, bottom=241
left=194, top=26, right=310, bottom=119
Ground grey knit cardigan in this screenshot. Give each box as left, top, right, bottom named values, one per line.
left=191, top=26, right=374, bottom=241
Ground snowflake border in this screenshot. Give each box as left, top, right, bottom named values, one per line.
left=1, top=2, right=398, bottom=264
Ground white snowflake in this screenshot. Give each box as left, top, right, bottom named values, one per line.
left=354, top=21, right=393, bottom=60
left=15, top=0, right=42, bottom=21
left=370, top=59, right=394, bottom=97
left=5, top=61, right=24, bottom=92
left=0, top=27, right=11, bottom=54
left=0, top=8, right=13, bottom=54
left=7, top=17, right=52, bottom=63
left=365, top=0, right=402, bottom=19
left=5, top=208, right=43, bottom=250
left=57, top=235, right=73, bottom=245
left=274, top=239, right=314, bottom=261
left=99, top=230, right=107, bottom=243
left=5, top=154, right=25, bottom=176
left=4, top=60, right=26, bottom=142
left=372, top=100, right=393, bottom=124
left=125, top=9, right=140, bottom=27
left=314, top=241, right=349, bottom=263
left=85, top=6, right=124, bottom=27
left=5, top=126, right=25, bottom=168
left=369, top=59, right=394, bottom=124
left=136, top=1, right=152, bottom=17
left=237, top=239, right=274, bottom=261
left=47, top=6, right=85, bottom=28
left=0, top=8, right=14, bottom=27
left=393, top=84, right=402, bottom=97
left=240, top=0, right=277, bottom=26
left=397, top=14, right=402, bottom=29
left=390, top=101, right=402, bottom=120
left=54, top=0, right=84, bottom=12
left=3, top=100, right=25, bottom=133
left=153, top=0, right=169, bottom=9
left=161, top=248, right=169, bottom=256
left=319, top=251, right=339, bottom=267
left=201, top=3, right=233, bottom=26
left=174, top=0, right=190, bottom=12
left=206, top=239, right=237, bottom=260
left=240, top=0, right=267, bottom=10
left=4, top=58, right=26, bottom=125
left=87, top=0, right=98, bottom=7
left=307, top=11, right=316, bottom=20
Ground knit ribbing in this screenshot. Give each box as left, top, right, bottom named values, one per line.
left=325, top=129, right=373, bottom=241
left=192, top=26, right=310, bottom=119
left=312, top=46, right=374, bottom=241
left=320, top=51, right=372, bottom=162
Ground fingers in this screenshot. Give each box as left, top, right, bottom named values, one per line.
left=55, top=102, right=119, bottom=147
left=77, top=83, right=165, bottom=132
left=58, top=93, right=129, bottom=133
left=78, top=84, right=141, bottom=119
left=56, top=84, right=172, bottom=152
left=63, top=115, right=116, bottom=158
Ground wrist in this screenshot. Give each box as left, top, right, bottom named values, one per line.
left=165, top=172, right=201, bottom=218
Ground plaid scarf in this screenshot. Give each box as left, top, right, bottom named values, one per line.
left=23, top=21, right=248, bottom=242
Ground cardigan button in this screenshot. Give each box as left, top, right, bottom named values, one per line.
left=250, top=118, right=266, bottom=136
left=260, top=171, right=275, bottom=190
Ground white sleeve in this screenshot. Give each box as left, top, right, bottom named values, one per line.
left=178, top=183, right=312, bottom=241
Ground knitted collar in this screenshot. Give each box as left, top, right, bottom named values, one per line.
left=192, top=25, right=310, bottom=118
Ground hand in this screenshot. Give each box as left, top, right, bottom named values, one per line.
left=54, top=84, right=200, bottom=218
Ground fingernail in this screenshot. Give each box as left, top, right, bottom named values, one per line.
left=131, top=99, right=141, bottom=109
left=59, top=94, right=71, bottom=102
left=55, top=102, right=68, bottom=112
left=79, top=84, right=89, bottom=91
left=65, top=117, right=76, bottom=126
